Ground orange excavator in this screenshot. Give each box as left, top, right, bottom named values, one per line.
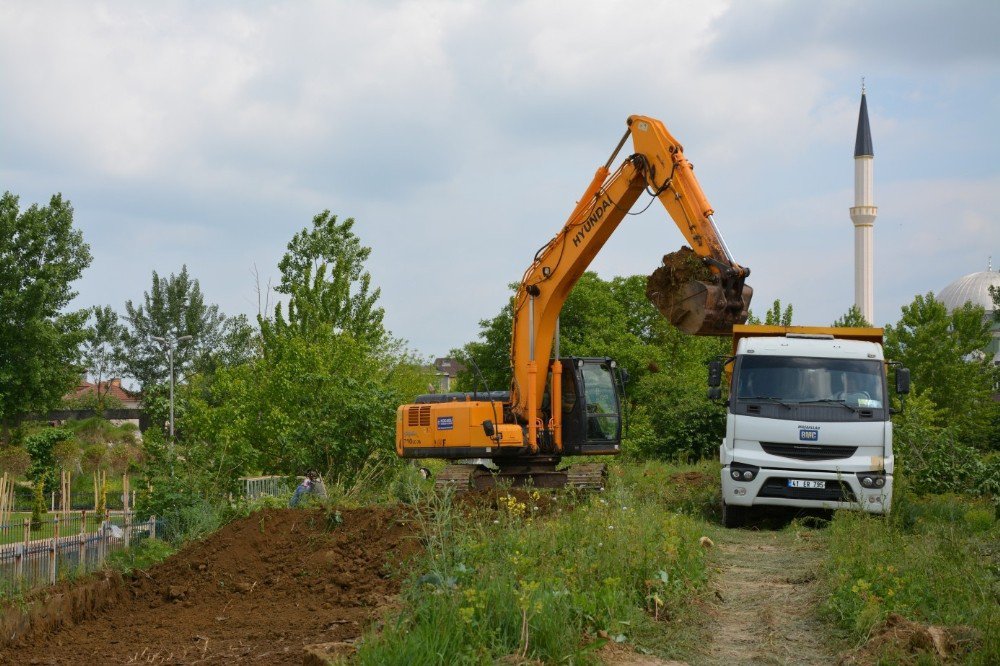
left=396, top=115, right=752, bottom=490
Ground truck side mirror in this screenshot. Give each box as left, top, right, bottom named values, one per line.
left=619, top=367, right=631, bottom=385
left=707, top=360, right=722, bottom=388
left=707, top=387, right=722, bottom=401
left=895, top=368, right=910, bottom=395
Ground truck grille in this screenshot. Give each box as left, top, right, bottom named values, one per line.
left=758, top=478, right=856, bottom=503
left=760, top=442, right=857, bottom=460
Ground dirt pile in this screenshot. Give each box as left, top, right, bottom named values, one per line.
left=645, top=247, right=714, bottom=308
left=4, top=507, right=419, bottom=665
left=838, top=613, right=981, bottom=665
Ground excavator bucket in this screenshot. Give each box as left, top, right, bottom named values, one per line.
left=646, top=248, right=753, bottom=336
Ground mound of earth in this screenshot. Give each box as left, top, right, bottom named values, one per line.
left=4, top=507, right=418, bottom=665
left=838, top=613, right=981, bottom=665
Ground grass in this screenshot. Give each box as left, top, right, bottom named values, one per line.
left=822, top=489, right=999, bottom=664
left=351, top=466, right=712, bottom=664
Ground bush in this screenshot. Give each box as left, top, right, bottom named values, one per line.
left=823, top=492, right=999, bottom=663
left=354, top=479, right=709, bottom=663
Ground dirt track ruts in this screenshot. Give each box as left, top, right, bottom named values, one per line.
left=698, top=525, right=837, bottom=666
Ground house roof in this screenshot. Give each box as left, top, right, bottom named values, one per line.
left=433, top=357, right=466, bottom=377
left=67, top=378, right=140, bottom=403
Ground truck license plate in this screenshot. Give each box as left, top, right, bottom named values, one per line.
left=788, top=479, right=825, bottom=489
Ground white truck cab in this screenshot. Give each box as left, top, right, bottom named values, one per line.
left=713, top=325, right=910, bottom=527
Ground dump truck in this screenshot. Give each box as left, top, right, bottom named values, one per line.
left=712, top=325, right=910, bottom=526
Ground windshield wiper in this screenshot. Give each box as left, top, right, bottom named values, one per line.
left=739, top=395, right=793, bottom=409
left=797, top=398, right=860, bottom=413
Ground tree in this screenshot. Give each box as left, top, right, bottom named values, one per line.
left=120, top=265, right=230, bottom=390
left=884, top=292, right=996, bottom=445
left=80, top=305, right=126, bottom=411
left=745, top=299, right=793, bottom=326
left=832, top=305, right=872, bottom=328
left=274, top=212, right=386, bottom=347
left=0, top=192, right=92, bottom=441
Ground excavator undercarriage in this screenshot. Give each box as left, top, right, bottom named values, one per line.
left=433, top=459, right=608, bottom=493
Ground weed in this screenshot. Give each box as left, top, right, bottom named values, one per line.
left=822, top=491, right=999, bottom=664
left=353, top=475, right=709, bottom=664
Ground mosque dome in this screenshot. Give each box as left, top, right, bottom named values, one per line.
left=939, top=268, right=1000, bottom=314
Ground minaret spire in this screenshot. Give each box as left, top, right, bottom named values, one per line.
left=850, top=83, right=877, bottom=323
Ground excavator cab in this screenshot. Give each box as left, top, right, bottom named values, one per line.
left=548, top=357, right=624, bottom=455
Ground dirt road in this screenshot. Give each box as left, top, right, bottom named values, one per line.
left=697, top=523, right=839, bottom=666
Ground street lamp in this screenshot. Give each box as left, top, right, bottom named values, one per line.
left=151, top=334, right=193, bottom=440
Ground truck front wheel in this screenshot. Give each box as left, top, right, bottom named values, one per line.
left=721, top=497, right=746, bottom=528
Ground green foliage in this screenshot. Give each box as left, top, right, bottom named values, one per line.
left=120, top=265, right=249, bottom=390
left=823, top=492, right=999, bottom=663
left=885, top=292, right=997, bottom=447
left=183, top=328, right=407, bottom=485
left=0, top=446, right=31, bottom=477
left=832, top=304, right=872, bottom=328
left=893, top=393, right=1000, bottom=498
left=354, top=480, right=708, bottom=663
left=30, top=480, right=46, bottom=530
left=746, top=298, right=794, bottom=326
left=0, top=192, right=92, bottom=440
left=23, top=427, right=74, bottom=487
left=106, top=538, right=176, bottom=576
left=274, top=211, right=386, bottom=348
left=79, top=305, right=126, bottom=412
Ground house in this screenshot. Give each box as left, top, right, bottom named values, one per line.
left=432, top=358, right=466, bottom=393
left=66, top=378, right=142, bottom=409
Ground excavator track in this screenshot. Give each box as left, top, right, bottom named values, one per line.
left=434, top=464, right=481, bottom=492
left=432, top=462, right=607, bottom=493
left=563, top=463, right=608, bottom=491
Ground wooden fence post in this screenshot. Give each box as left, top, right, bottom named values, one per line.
left=150, top=514, right=156, bottom=540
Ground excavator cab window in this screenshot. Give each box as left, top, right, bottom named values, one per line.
left=581, top=360, right=621, bottom=442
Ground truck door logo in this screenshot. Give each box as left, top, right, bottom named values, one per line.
left=799, top=428, right=819, bottom=441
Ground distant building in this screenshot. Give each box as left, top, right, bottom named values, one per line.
left=66, top=378, right=142, bottom=409
left=938, top=263, right=1000, bottom=365
left=432, top=357, right=466, bottom=392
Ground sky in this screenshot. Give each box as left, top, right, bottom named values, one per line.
left=2, top=1, right=998, bottom=358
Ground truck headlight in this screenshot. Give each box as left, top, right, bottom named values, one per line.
left=729, top=463, right=759, bottom=482
left=857, top=471, right=887, bottom=489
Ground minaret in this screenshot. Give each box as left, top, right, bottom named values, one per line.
left=850, top=83, right=877, bottom=323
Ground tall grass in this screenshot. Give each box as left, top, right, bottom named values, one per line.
left=353, top=477, right=710, bottom=664
left=823, top=491, right=999, bottom=664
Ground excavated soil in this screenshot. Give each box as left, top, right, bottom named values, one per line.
left=3, top=507, right=419, bottom=664
left=645, top=247, right=714, bottom=309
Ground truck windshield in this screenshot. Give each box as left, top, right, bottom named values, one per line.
left=736, top=356, right=884, bottom=408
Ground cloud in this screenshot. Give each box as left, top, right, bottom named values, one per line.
left=0, top=0, right=997, bottom=356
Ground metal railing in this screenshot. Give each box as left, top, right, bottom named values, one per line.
left=0, top=511, right=156, bottom=593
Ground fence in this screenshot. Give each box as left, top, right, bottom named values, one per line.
left=0, top=511, right=156, bottom=593
left=240, top=475, right=294, bottom=499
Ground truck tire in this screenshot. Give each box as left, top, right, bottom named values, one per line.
left=721, top=497, right=746, bottom=528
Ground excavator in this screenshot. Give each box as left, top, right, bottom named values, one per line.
left=396, top=114, right=753, bottom=490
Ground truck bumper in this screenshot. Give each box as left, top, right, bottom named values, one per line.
left=721, top=466, right=892, bottom=515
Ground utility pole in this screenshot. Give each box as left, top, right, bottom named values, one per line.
left=151, top=334, right=193, bottom=441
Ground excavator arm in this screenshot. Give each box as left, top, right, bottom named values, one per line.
left=509, top=115, right=753, bottom=449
